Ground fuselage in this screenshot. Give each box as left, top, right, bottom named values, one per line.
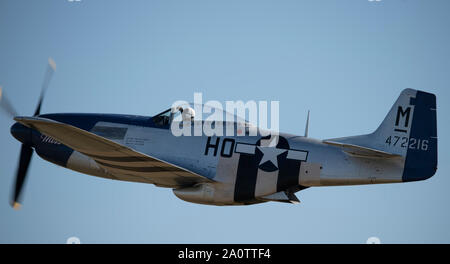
left=10, top=112, right=406, bottom=205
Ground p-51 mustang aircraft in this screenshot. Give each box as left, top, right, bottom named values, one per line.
left=0, top=59, right=437, bottom=208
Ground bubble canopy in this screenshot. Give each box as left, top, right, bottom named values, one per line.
left=152, top=103, right=252, bottom=127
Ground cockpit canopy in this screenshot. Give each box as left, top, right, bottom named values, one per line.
left=152, top=103, right=250, bottom=128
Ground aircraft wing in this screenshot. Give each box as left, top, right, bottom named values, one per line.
left=15, top=116, right=213, bottom=187
left=322, top=140, right=402, bottom=158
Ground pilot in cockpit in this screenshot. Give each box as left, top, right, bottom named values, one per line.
left=175, top=106, right=196, bottom=122
left=152, top=105, right=196, bottom=127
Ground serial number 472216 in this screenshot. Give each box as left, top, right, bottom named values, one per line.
left=385, top=136, right=429, bottom=151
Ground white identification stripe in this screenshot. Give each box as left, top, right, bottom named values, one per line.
left=235, top=143, right=256, bottom=154
left=255, top=169, right=278, bottom=197
left=287, top=150, right=308, bottom=161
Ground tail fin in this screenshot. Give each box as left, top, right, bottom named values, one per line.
left=325, top=88, right=437, bottom=182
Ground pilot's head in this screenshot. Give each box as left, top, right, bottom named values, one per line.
left=177, top=106, right=195, bottom=122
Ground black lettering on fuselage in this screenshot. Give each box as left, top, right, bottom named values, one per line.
left=204, top=137, right=236, bottom=158
left=204, top=137, right=220, bottom=156
left=220, top=138, right=235, bottom=158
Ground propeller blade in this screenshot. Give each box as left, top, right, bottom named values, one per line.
left=11, top=144, right=34, bottom=210
left=0, top=86, right=19, bottom=118
left=33, top=58, right=56, bottom=116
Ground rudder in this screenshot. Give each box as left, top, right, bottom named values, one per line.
left=401, top=90, right=437, bottom=182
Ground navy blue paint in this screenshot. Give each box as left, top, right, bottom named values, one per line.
left=31, top=129, right=73, bottom=168
left=402, top=91, right=438, bottom=182
left=39, top=113, right=160, bottom=132
left=10, top=123, right=32, bottom=145
left=34, top=141, right=74, bottom=168
left=277, top=152, right=302, bottom=192
left=10, top=121, right=74, bottom=168
left=234, top=149, right=260, bottom=202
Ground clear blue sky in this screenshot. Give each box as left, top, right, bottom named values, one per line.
left=0, top=0, right=449, bottom=243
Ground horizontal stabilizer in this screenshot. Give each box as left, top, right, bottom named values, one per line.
left=323, top=140, right=401, bottom=158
